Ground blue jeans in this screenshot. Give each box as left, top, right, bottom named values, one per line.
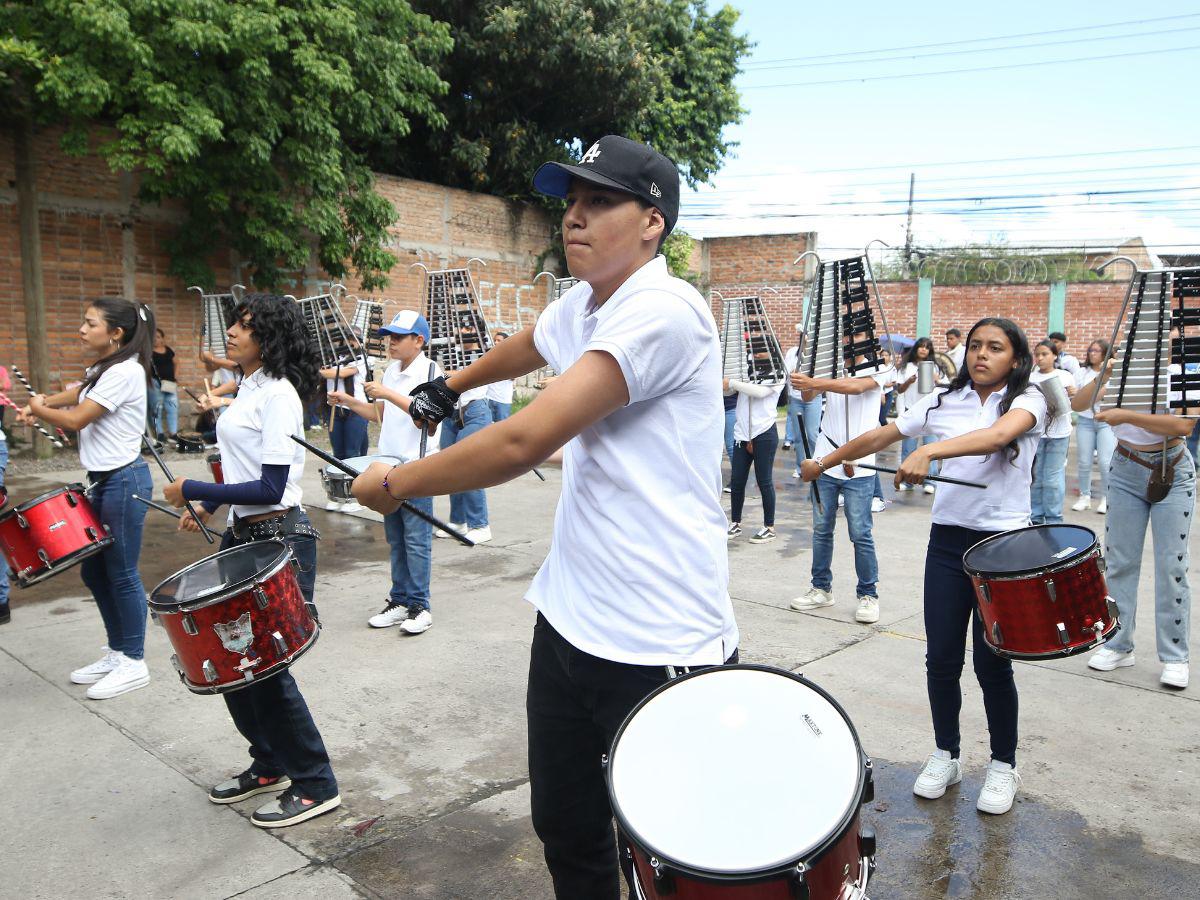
left=811, top=473, right=878, bottom=598
left=730, top=425, right=778, bottom=527
left=788, top=395, right=823, bottom=471
left=0, top=440, right=8, bottom=609
left=331, top=407, right=369, bottom=460
left=1104, top=447, right=1194, bottom=663
left=1031, top=435, right=1069, bottom=524
left=219, top=518, right=337, bottom=800
left=1074, top=416, right=1116, bottom=500
left=723, top=408, right=736, bottom=463
left=489, top=400, right=512, bottom=422
left=384, top=496, right=433, bottom=611
left=441, top=400, right=492, bottom=528
left=1188, top=419, right=1200, bottom=467
left=147, top=382, right=178, bottom=435
left=901, top=434, right=940, bottom=479
left=79, top=461, right=153, bottom=659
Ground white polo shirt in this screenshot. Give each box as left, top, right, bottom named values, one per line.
left=530, top=256, right=738, bottom=666
left=814, top=371, right=895, bottom=480
left=731, top=380, right=783, bottom=441
left=78, top=359, right=148, bottom=471
left=379, top=352, right=442, bottom=460
left=1030, top=369, right=1074, bottom=439
left=326, top=353, right=374, bottom=407
left=1074, top=367, right=1101, bottom=419
left=486, top=379, right=515, bottom=405
left=1112, top=366, right=1183, bottom=446
left=215, top=369, right=305, bottom=521
left=897, top=383, right=1047, bottom=531
left=947, top=344, right=965, bottom=372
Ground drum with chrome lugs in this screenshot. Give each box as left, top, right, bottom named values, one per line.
left=320, top=454, right=401, bottom=503
left=607, top=665, right=876, bottom=899
left=149, top=540, right=318, bottom=694
left=964, top=524, right=1118, bottom=659
left=0, top=485, right=113, bottom=587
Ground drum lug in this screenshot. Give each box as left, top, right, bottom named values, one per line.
left=859, top=824, right=876, bottom=858
left=202, top=660, right=219, bottom=683
left=789, top=862, right=810, bottom=900
left=16, top=512, right=28, bottom=529
left=271, top=631, right=288, bottom=656
left=1044, top=579, right=1057, bottom=602
left=66, top=491, right=78, bottom=507
left=991, top=621, right=1003, bottom=647
left=254, top=587, right=270, bottom=610
left=182, top=614, right=199, bottom=636
left=1106, top=597, right=1120, bottom=624
left=170, top=654, right=185, bottom=679
left=648, top=856, right=675, bottom=895
left=977, top=583, right=990, bottom=604
left=84, top=526, right=99, bottom=542
left=1097, top=555, right=1107, bottom=574
left=1056, top=623, right=1070, bottom=646
left=37, top=548, right=50, bottom=566
left=862, top=757, right=875, bottom=804
left=1093, top=621, right=1105, bottom=641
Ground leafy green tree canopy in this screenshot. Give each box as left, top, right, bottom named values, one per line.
left=3, top=0, right=452, bottom=289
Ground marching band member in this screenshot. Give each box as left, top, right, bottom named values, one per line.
left=1070, top=339, right=1116, bottom=513
left=803, top=317, right=1046, bottom=815
left=894, top=337, right=945, bottom=493
left=19, top=298, right=155, bottom=699
left=1028, top=339, right=1076, bottom=524
left=436, top=316, right=494, bottom=543
left=163, top=293, right=340, bottom=827
left=486, top=331, right=515, bottom=422
left=724, top=353, right=784, bottom=544
left=353, top=135, right=738, bottom=899
left=321, top=339, right=374, bottom=512
left=328, top=310, right=441, bottom=635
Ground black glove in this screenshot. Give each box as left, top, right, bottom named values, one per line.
left=408, top=376, right=460, bottom=429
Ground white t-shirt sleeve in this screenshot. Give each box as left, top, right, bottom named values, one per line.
left=1010, top=386, right=1048, bottom=433
left=533, top=300, right=569, bottom=373
left=586, top=292, right=709, bottom=404
left=895, top=389, right=942, bottom=438
left=260, top=386, right=304, bottom=464
left=86, top=363, right=142, bottom=412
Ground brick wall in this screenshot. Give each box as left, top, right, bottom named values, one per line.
left=0, top=128, right=557, bottom=400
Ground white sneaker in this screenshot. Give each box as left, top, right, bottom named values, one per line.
left=340, top=501, right=365, bottom=514
left=368, top=601, right=410, bottom=628
left=1088, top=647, right=1135, bottom=671
left=976, top=760, right=1021, bottom=815
left=897, top=483, right=912, bottom=492
left=435, top=522, right=466, bottom=538
left=86, top=654, right=150, bottom=700
left=748, top=527, right=776, bottom=544
left=1096, top=497, right=1107, bottom=515
left=325, top=499, right=344, bottom=512
left=790, top=586, right=834, bottom=611
left=71, top=647, right=121, bottom=684
left=871, top=497, right=887, bottom=513
left=1071, top=495, right=1091, bottom=512
left=792, top=469, right=801, bottom=479
left=1161, top=662, right=1190, bottom=689
left=923, top=484, right=936, bottom=495
left=913, top=750, right=962, bottom=799
left=727, top=523, right=742, bottom=540
left=464, top=525, right=492, bottom=544
left=854, top=596, right=880, bottom=624
left=399, top=607, right=433, bottom=635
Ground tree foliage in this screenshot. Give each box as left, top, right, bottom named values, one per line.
left=380, top=0, right=749, bottom=199
left=2, top=0, right=452, bottom=289
left=662, top=229, right=696, bottom=283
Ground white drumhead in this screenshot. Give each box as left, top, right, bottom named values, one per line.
left=610, top=667, right=861, bottom=874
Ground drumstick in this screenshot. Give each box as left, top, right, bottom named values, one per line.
left=795, top=413, right=824, bottom=515
left=531, top=467, right=546, bottom=482
left=132, top=494, right=183, bottom=520
left=182, top=386, right=203, bottom=403
left=204, top=376, right=214, bottom=397
left=289, top=434, right=476, bottom=547
left=855, top=463, right=987, bottom=490
left=9, top=367, right=70, bottom=445
left=141, top=434, right=216, bottom=543
left=0, top=391, right=65, bottom=448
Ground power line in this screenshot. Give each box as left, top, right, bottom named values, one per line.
left=742, top=44, right=1200, bottom=90
left=740, top=13, right=1200, bottom=66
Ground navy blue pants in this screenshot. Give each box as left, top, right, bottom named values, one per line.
left=331, top=407, right=369, bottom=460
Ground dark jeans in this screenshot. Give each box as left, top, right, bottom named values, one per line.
left=80, top=461, right=153, bottom=659
left=331, top=407, right=369, bottom=460
left=730, top=423, right=778, bottom=526
left=527, top=614, right=737, bottom=900
left=220, top=517, right=338, bottom=800
left=925, top=524, right=1018, bottom=767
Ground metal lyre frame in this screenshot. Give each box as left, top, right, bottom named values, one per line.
left=795, top=244, right=891, bottom=382
left=190, top=286, right=237, bottom=358
left=413, top=259, right=495, bottom=373
left=715, top=290, right=787, bottom=386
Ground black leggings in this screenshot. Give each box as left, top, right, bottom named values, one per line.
left=730, top=424, right=778, bottom=527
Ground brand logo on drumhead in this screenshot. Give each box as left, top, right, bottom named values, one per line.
left=802, top=713, right=822, bottom=737
left=49, top=520, right=66, bottom=531
left=1052, top=546, right=1078, bottom=559
left=214, top=612, right=254, bottom=656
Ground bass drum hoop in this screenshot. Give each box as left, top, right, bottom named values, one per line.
left=963, top=524, right=1099, bottom=581
left=148, top=540, right=292, bottom=614
left=607, top=663, right=869, bottom=884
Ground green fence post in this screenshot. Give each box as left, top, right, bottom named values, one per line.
left=1048, top=281, right=1066, bottom=334
left=917, top=277, right=933, bottom=337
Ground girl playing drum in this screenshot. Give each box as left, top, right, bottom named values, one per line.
left=162, top=293, right=340, bottom=827
left=19, top=298, right=156, bottom=700
left=801, top=317, right=1047, bottom=815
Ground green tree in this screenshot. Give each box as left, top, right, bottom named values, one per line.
left=2, top=0, right=452, bottom=290
left=662, top=229, right=696, bottom=283
left=381, top=0, right=748, bottom=198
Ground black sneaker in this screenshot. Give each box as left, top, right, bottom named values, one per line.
left=726, top=523, right=742, bottom=539
left=209, top=769, right=292, bottom=805
left=251, top=788, right=341, bottom=828
left=0, top=603, right=10, bottom=625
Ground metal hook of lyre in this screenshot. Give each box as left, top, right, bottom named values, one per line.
left=533, top=270, right=556, bottom=299
left=793, top=250, right=821, bottom=268
left=408, top=261, right=430, bottom=293
left=1093, top=256, right=1142, bottom=276
left=710, top=289, right=725, bottom=303
left=230, top=283, right=246, bottom=302
left=862, top=238, right=891, bottom=259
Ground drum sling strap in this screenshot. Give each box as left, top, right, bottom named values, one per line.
left=230, top=507, right=321, bottom=542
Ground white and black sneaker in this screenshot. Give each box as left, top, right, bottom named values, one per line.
left=368, top=600, right=410, bottom=628
left=251, top=788, right=341, bottom=828
left=209, top=769, right=292, bottom=805
left=748, top=527, right=776, bottom=544
left=726, top=523, right=742, bottom=540
left=399, top=606, right=433, bottom=635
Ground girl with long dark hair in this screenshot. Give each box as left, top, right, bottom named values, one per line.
left=895, top=336, right=945, bottom=493
left=801, top=317, right=1047, bottom=815
left=1070, top=339, right=1116, bottom=513
left=18, top=298, right=156, bottom=699
left=162, top=293, right=340, bottom=827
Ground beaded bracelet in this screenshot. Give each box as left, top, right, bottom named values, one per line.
left=382, top=465, right=404, bottom=500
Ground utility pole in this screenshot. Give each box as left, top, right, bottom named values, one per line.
left=903, top=173, right=915, bottom=278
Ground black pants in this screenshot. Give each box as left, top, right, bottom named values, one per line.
left=730, top=423, right=778, bottom=526
left=527, top=614, right=737, bottom=900
left=924, top=524, right=1018, bottom=767
left=220, top=521, right=338, bottom=801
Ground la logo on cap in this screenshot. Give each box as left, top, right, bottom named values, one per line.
left=581, top=143, right=602, bottom=165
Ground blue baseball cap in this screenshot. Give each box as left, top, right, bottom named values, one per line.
left=379, top=310, right=430, bottom=342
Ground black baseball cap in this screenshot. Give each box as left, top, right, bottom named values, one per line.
left=533, top=135, right=680, bottom=236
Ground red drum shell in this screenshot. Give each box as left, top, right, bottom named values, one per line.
left=207, top=453, right=223, bottom=484
left=149, top=541, right=318, bottom=694
left=0, top=485, right=113, bottom=587
left=965, top=525, right=1117, bottom=660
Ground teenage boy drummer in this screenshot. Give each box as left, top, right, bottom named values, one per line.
left=353, top=135, right=739, bottom=900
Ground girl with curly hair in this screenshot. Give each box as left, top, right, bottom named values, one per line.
left=801, top=317, right=1047, bottom=816
left=162, top=293, right=340, bottom=828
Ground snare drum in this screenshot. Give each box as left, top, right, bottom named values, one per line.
left=207, top=453, right=223, bottom=484
left=0, top=485, right=114, bottom=587
left=148, top=540, right=319, bottom=694
left=320, top=454, right=401, bottom=503
left=607, top=665, right=876, bottom=899
left=964, top=524, right=1118, bottom=660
